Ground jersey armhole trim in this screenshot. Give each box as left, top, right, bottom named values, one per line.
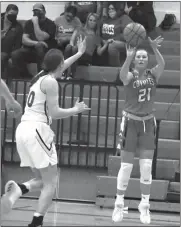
left=40, top=76, right=48, bottom=94
left=148, top=69, right=158, bottom=85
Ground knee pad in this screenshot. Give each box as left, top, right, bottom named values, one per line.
left=140, top=159, right=152, bottom=184
left=117, top=162, right=133, bottom=190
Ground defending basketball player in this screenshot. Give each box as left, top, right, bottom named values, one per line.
left=1, top=36, right=90, bottom=227
left=112, top=36, right=165, bottom=224
left=1, top=79, right=22, bottom=118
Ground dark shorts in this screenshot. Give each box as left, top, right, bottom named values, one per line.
left=119, top=113, right=157, bottom=153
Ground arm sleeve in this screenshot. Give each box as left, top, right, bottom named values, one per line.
left=13, top=24, right=23, bottom=50
left=44, top=20, right=56, bottom=39
left=23, top=20, right=32, bottom=35
left=75, top=17, right=82, bottom=29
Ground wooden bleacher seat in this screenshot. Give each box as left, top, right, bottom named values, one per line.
left=75, top=66, right=180, bottom=86
left=96, top=176, right=169, bottom=200
left=8, top=80, right=180, bottom=103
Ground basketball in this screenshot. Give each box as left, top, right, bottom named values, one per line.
left=123, top=23, right=147, bottom=47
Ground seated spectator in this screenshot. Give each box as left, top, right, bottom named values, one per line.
left=54, top=6, right=82, bottom=52
left=1, top=4, right=23, bottom=78
left=64, top=13, right=101, bottom=79
left=102, top=1, right=126, bottom=18
left=10, top=3, right=56, bottom=79
left=125, top=2, right=156, bottom=32
left=65, top=1, right=102, bottom=24
left=98, top=2, right=132, bottom=67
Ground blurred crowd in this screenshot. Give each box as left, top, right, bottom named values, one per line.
left=1, top=2, right=158, bottom=80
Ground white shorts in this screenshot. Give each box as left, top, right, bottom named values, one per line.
left=16, top=121, right=57, bottom=169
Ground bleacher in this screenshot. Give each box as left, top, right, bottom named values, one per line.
left=1, top=26, right=180, bottom=212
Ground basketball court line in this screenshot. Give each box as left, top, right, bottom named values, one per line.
left=14, top=206, right=180, bottom=224
left=13, top=205, right=32, bottom=210
left=1, top=199, right=180, bottom=226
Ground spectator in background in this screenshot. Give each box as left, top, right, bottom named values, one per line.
left=55, top=6, right=81, bottom=52
left=65, top=1, right=102, bottom=24
left=10, top=3, right=56, bottom=79
left=125, top=2, right=156, bottom=32
left=64, top=13, right=101, bottom=79
left=98, top=2, right=132, bottom=67
left=102, top=1, right=126, bottom=18
left=1, top=4, right=23, bottom=78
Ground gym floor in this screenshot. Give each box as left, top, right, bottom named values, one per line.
left=1, top=199, right=180, bottom=226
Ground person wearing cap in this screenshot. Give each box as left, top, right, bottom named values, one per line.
left=10, top=3, right=56, bottom=78
left=1, top=4, right=23, bottom=78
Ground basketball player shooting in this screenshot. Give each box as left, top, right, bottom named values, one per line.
left=1, top=79, right=22, bottom=118
left=1, top=36, right=90, bottom=227
left=112, top=36, right=165, bottom=224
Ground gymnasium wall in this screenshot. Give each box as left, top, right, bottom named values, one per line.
left=1, top=1, right=180, bottom=25
left=1, top=1, right=65, bottom=21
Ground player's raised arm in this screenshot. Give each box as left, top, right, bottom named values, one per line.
left=1, top=79, right=22, bottom=117
left=119, top=45, right=136, bottom=85
left=148, top=36, right=165, bottom=83
left=43, top=76, right=90, bottom=119
left=60, top=35, right=87, bottom=73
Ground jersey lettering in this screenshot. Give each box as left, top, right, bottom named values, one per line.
left=27, top=91, right=35, bottom=107
left=58, top=25, right=74, bottom=34
left=133, top=78, right=155, bottom=88
left=102, top=24, right=115, bottom=35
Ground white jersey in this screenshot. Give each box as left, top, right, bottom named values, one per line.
left=21, top=75, right=52, bottom=125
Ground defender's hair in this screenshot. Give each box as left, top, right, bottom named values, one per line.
left=30, top=49, right=64, bottom=87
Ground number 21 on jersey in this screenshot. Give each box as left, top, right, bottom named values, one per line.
left=138, top=88, right=151, bottom=102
